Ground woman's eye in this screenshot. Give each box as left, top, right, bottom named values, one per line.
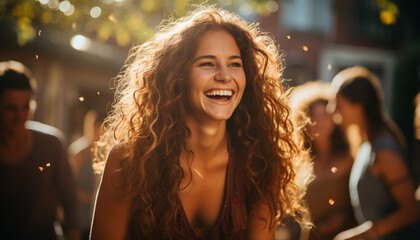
left=230, top=62, right=242, bottom=67
left=199, top=62, right=214, bottom=67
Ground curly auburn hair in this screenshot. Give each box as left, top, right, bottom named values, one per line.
left=96, top=5, right=311, bottom=238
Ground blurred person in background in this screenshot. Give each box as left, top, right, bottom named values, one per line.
left=0, top=60, right=81, bottom=240
left=288, top=81, right=356, bottom=240
left=330, top=66, right=420, bottom=240
left=68, top=110, right=105, bottom=240
left=91, top=6, right=312, bottom=240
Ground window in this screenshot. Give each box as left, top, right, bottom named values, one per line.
left=281, top=0, right=332, bottom=34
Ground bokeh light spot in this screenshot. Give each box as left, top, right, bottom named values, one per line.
left=239, top=3, right=253, bottom=16
left=380, top=10, right=396, bottom=25
left=90, top=6, right=102, bottom=18
left=70, top=35, right=91, bottom=51
left=266, top=0, right=279, bottom=13
left=59, top=1, right=71, bottom=13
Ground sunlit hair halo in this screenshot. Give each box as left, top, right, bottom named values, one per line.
left=96, top=5, right=311, bottom=238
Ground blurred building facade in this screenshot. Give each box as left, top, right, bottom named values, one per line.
left=261, top=0, right=399, bottom=103
left=260, top=0, right=419, bottom=154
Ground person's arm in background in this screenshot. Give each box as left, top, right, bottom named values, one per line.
left=56, top=137, right=82, bottom=240
left=71, top=148, right=95, bottom=204
left=365, top=149, right=420, bottom=237
left=334, top=149, right=420, bottom=240
left=90, top=147, right=133, bottom=240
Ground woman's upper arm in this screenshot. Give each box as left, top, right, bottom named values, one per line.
left=376, top=149, right=418, bottom=206
left=373, top=149, right=420, bottom=230
left=246, top=203, right=276, bottom=240
left=91, top=147, right=133, bottom=240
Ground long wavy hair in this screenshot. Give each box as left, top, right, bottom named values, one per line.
left=289, top=81, right=349, bottom=157
left=330, top=66, right=406, bottom=151
left=96, top=5, right=311, bottom=238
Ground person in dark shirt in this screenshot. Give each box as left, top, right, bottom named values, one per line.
left=0, top=60, right=81, bottom=240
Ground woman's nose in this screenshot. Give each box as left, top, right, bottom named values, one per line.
left=214, top=66, right=232, bottom=82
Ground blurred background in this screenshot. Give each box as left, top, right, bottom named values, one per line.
left=0, top=0, right=419, bottom=152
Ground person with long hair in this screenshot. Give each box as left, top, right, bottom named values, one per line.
left=289, top=81, right=356, bottom=240
left=330, top=66, right=420, bottom=240
left=91, top=5, right=312, bottom=240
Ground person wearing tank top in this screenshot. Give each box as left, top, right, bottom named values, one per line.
left=330, top=66, right=420, bottom=240
left=90, top=6, right=312, bottom=240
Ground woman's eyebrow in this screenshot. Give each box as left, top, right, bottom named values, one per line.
left=193, top=55, right=242, bottom=61
left=229, top=55, right=242, bottom=60
left=194, top=55, right=216, bottom=61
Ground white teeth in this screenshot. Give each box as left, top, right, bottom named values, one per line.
left=204, top=89, right=233, bottom=97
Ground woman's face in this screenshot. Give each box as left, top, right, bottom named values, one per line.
left=334, top=93, right=362, bottom=128
left=308, top=101, right=335, bottom=141
left=186, top=29, right=246, bottom=122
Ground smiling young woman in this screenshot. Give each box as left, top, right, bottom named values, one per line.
left=91, top=5, right=312, bottom=240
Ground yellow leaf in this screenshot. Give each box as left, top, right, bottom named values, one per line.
left=380, top=10, right=396, bottom=25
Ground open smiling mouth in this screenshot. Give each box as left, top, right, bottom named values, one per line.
left=204, top=89, right=233, bottom=101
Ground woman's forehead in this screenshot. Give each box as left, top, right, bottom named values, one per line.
left=194, top=29, right=240, bottom=57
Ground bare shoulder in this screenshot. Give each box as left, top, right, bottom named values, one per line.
left=104, top=145, right=128, bottom=171
left=374, top=149, right=409, bottom=182
left=375, top=149, right=406, bottom=170
left=91, top=144, right=132, bottom=240
left=97, top=144, right=130, bottom=199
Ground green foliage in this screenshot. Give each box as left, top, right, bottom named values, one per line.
left=0, top=0, right=280, bottom=46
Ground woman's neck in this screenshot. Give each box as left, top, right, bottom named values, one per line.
left=357, top=122, right=369, bottom=142
left=183, top=118, right=228, bottom=168
left=313, top=137, right=331, bottom=156
left=354, top=112, right=370, bottom=142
